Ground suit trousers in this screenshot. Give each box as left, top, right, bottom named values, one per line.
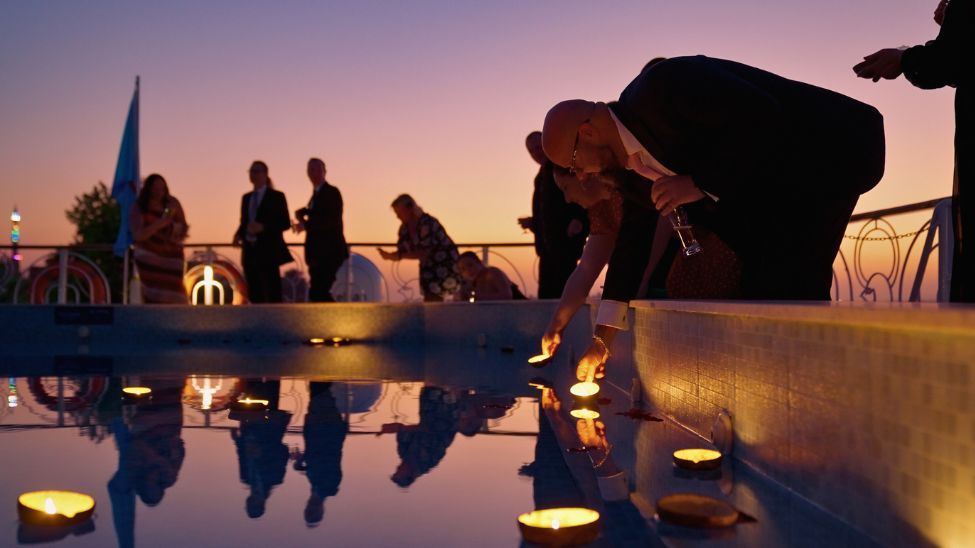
left=243, top=248, right=283, bottom=303
left=308, top=259, right=343, bottom=303
left=735, top=193, right=858, bottom=301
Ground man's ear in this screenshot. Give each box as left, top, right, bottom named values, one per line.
left=579, top=121, right=598, bottom=142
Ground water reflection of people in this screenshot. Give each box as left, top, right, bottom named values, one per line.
left=294, top=382, right=348, bottom=527
left=383, top=386, right=513, bottom=487
left=230, top=379, right=292, bottom=519
left=384, top=386, right=459, bottom=487
left=108, top=378, right=185, bottom=548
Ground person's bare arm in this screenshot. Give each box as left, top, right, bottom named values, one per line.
left=541, top=233, right=615, bottom=355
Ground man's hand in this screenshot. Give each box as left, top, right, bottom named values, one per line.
left=934, top=0, right=948, bottom=26
left=651, top=175, right=705, bottom=213
left=853, top=49, right=904, bottom=82
left=576, top=418, right=608, bottom=452
left=541, top=329, right=561, bottom=357
left=567, top=218, right=584, bottom=238
left=517, top=216, right=533, bottom=231
left=291, top=221, right=305, bottom=234
left=576, top=342, right=607, bottom=382
left=378, top=248, right=399, bottom=261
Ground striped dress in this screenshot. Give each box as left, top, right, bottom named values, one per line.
left=130, top=202, right=187, bottom=304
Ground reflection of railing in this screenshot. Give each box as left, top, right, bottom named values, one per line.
left=0, top=242, right=536, bottom=304
left=833, top=197, right=952, bottom=302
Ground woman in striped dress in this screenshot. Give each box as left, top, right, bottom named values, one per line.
left=130, top=174, right=189, bottom=304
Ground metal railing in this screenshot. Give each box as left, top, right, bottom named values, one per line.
left=0, top=196, right=955, bottom=304
left=833, top=196, right=952, bottom=302
left=0, top=242, right=537, bottom=305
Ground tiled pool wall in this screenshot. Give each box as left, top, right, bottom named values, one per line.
left=630, top=301, right=975, bottom=548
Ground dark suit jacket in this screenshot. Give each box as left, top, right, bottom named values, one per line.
left=235, top=188, right=293, bottom=267
left=602, top=170, right=664, bottom=302
left=299, top=182, right=349, bottom=268
left=609, top=56, right=886, bottom=203
left=531, top=162, right=589, bottom=259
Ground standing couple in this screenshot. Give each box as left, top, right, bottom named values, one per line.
left=234, top=157, right=348, bottom=303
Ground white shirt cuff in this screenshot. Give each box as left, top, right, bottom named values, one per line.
left=596, top=471, right=629, bottom=501
left=595, top=300, right=629, bottom=331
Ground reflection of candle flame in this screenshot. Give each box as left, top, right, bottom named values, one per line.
left=551, top=519, right=560, bottom=530
left=192, top=376, right=222, bottom=410
left=44, top=498, right=55, bottom=515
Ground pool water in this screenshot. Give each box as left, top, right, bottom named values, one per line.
left=0, top=350, right=569, bottom=547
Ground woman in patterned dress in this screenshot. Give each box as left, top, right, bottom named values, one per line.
left=378, top=194, right=461, bottom=302
left=130, top=174, right=189, bottom=304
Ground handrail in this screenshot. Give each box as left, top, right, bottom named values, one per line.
left=848, top=197, right=949, bottom=223
left=0, top=242, right=534, bottom=250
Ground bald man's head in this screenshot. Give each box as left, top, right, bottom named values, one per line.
left=541, top=100, right=596, bottom=168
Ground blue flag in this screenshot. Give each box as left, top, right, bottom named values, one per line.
left=111, top=77, right=140, bottom=256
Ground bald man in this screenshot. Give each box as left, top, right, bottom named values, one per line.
left=543, top=55, right=885, bottom=381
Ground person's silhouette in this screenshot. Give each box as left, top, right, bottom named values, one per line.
left=108, top=378, right=185, bottom=548
left=230, top=379, right=292, bottom=519
left=294, top=382, right=348, bottom=527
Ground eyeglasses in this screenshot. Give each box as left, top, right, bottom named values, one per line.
left=568, top=119, right=590, bottom=175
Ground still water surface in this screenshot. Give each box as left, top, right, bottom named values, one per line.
left=0, top=358, right=551, bottom=547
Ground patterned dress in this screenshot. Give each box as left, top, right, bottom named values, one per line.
left=130, top=201, right=188, bottom=304
left=397, top=213, right=461, bottom=301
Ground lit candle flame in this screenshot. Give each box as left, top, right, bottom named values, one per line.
left=551, top=519, right=560, bottom=530
left=44, top=497, right=56, bottom=515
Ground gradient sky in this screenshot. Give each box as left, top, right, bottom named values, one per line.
left=0, top=0, right=957, bottom=248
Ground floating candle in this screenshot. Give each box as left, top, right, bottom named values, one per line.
left=18, top=491, right=95, bottom=526
left=122, top=387, right=151, bottom=397
left=517, top=507, right=600, bottom=545
left=527, top=353, right=552, bottom=367
left=570, top=408, right=601, bottom=420
left=673, top=448, right=723, bottom=471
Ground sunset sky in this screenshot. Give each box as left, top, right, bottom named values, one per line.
left=0, top=0, right=956, bottom=253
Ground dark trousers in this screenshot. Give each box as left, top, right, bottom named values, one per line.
left=243, top=249, right=282, bottom=303
left=308, top=260, right=342, bottom=303
left=735, top=193, right=858, bottom=300
left=537, top=253, right=578, bottom=299
left=951, top=95, right=973, bottom=302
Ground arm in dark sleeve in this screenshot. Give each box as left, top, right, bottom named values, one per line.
left=305, top=187, right=343, bottom=234
left=268, top=192, right=291, bottom=233
left=622, top=57, right=784, bottom=200
left=601, top=201, right=658, bottom=303
left=234, top=195, right=248, bottom=242
left=902, top=0, right=974, bottom=89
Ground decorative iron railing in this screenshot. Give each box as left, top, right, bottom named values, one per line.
left=832, top=197, right=952, bottom=302
left=0, top=197, right=955, bottom=304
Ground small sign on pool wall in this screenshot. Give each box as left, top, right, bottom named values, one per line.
left=53, top=306, right=114, bottom=325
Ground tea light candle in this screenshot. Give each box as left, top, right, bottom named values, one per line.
left=18, top=491, right=95, bottom=526
left=527, top=353, right=552, bottom=367
left=673, top=448, right=723, bottom=471
left=305, top=337, right=326, bottom=346
left=569, top=381, right=600, bottom=399
left=122, top=386, right=151, bottom=397
left=237, top=397, right=269, bottom=406
left=517, top=507, right=600, bottom=545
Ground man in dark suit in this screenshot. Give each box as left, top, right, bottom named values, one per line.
left=518, top=131, right=589, bottom=298
left=542, top=55, right=886, bottom=381
left=854, top=0, right=973, bottom=302
left=233, top=161, right=294, bottom=303
left=294, top=158, right=349, bottom=302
